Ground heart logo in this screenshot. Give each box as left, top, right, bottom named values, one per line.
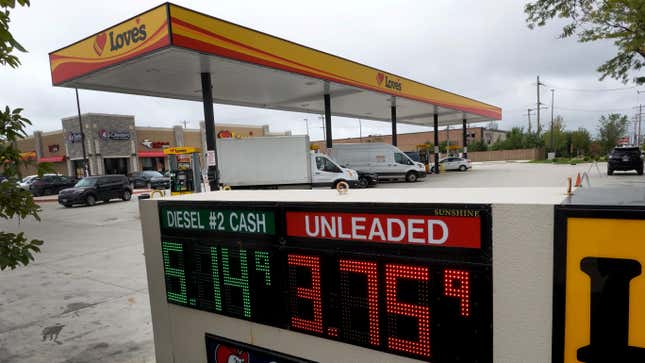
left=376, top=72, right=385, bottom=86
left=93, top=32, right=107, bottom=56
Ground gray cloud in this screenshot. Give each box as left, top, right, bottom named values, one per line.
left=0, top=0, right=640, bottom=140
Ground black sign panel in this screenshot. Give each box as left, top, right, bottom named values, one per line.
left=160, top=201, right=493, bottom=362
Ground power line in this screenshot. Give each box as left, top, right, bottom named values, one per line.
left=542, top=83, right=637, bottom=93
left=553, top=106, right=634, bottom=113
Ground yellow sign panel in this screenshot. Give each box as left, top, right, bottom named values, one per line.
left=554, top=208, right=645, bottom=363
left=49, top=5, right=170, bottom=84
left=163, top=147, right=200, bottom=155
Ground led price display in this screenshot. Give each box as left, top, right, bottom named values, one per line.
left=160, top=202, right=492, bottom=362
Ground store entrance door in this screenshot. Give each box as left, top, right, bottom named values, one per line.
left=104, top=158, right=128, bottom=175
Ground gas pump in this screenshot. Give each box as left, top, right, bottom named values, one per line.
left=416, top=144, right=432, bottom=173
left=163, top=147, right=202, bottom=195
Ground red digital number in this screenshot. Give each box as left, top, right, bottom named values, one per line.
left=443, top=269, right=471, bottom=317
left=339, top=259, right=380, bottom=346
left=288, top=254, right=323, bottom=334
left=385, top=264, right=431, bottom=358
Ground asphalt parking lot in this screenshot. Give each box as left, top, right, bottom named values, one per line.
left=1, top=161, right=643, bottom=363
left=380, top=161, right=643, bottom=189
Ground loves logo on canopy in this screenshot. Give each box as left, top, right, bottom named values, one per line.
left=376, top=72, right=385, bottom=86
left=93, top=33, right=107, bottom=56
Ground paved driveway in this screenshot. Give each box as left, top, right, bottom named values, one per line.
left=0, top=200, right=154, bottom=363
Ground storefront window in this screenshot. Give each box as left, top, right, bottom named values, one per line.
left=104, top=158, right=128, bottom=175
left=141, top=157, right=166, bottom=172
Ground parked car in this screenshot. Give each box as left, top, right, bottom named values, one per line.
left=357, top=171, right=378, bottom=188
left=607, top=146, right=643, bottom=175
left=330, top=143, right=426, bottom=182
left=128, top=170, right=170, bottom=189
left=19, top=174, right=59, bottom=190
left=29, top=175, right=76, bottom=196
left=58, top=175, right=133, bottom=207
left=430, top=157, right=472, bottom=172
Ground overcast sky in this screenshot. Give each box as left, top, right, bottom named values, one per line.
left=1, top=0, right=642, bottom=140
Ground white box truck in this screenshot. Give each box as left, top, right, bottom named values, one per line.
left=216, top=135, right=359, bottom=188
left=330, top=142, right=427, bottom=182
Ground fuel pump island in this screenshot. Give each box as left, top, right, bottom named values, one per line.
left=49, top=3, right=645, bottom=363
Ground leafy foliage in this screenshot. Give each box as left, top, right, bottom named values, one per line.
left=525, top=0, right=645, bottom=84
left=0, top=0, right=29, bottom=68
left=0, top=0, right=44, bottom=270
left=570, top=127, right=592, bottom=156
left=542, top=115, right=569, bottom=155
left=467, top=139, right=488, bottom=152
left=597, top=113, right=629, bottom=154
left=491, top=127, right=544, bottom=150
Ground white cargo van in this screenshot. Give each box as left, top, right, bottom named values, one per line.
left=217, top=136, right=358, bottom=188
left=330, top=143, right=426, bottom=182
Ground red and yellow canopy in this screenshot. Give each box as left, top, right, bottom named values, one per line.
left=50, top=3, right=501, bottom=125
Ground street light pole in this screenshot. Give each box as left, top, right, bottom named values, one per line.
left=359, top=119, right=362, bottom=141
left=75, top=88, right=89, bottom=176
left=304, top=118, right=309, bottom=137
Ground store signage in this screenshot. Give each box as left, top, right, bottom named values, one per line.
left=160, top=206, right=275, bottom=234
left=159, top=202, right=492, bottom=362
left=141, top=139, right=170, bottom=149
left=99, top=129, right=130, bottom=141
left=217, top=130, right=233, bottom=138
left=67, top=132, right=82, bottom=144
left=376, top=72, right=402, bottom=91
left=286, top=211, right=480, bottom=248
left=206, top=334, right=314, bottom=363
left=48, top=144, right=60, bottom=153
left=553, top=206, right=645, bottom=363
left=163, top=146, right=200, bottom=155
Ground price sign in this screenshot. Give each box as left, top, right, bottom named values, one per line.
left=159, top=202, right=492, bottom=362
left=553, top=206, right=645, bottom=363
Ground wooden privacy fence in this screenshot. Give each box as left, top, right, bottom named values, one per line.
left=466, top=148, right=544, bottom=162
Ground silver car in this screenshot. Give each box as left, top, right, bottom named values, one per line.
left=431, top=157, right=472, bottom=172
left=18, top=174, right=59, bottom=190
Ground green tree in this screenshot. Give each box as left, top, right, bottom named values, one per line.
left=0, top=0, right=44, bottom=271
left=525, top=0, right=645, bottom=84
left=570, top=127, right=592, bottom=156
left=542, top=115, right=568, bottom=155
left=597, top=113, right=629, bottom=154
left=467, top=139, right=488, bottom=152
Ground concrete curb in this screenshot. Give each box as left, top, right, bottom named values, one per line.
left=33, top=189, right=155, bottom=203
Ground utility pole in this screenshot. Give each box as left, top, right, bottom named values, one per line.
left=527, top=108, right=533, bottom=133
left=536, top=75, right=545, bottom=136
left=359, top=119, right=363, bottom=141
left=304, top=118, right=309, bottom=137
left=550, top=89, right=555, bottom=152
left=75, top=88, right=89, bottom=177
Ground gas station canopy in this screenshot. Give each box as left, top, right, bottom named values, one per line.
left=49, top=3, right=501, bottom=127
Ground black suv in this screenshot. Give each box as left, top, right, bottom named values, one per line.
left=607, top=146, right=643, bottom=175
left=30, top=175, right=77, bottom=196
left=128, top=170, right=170, bottom=189
left=58, top=175, right=133, bottom=207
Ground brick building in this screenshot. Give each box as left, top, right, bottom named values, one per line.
left=312, top=126, right=507, bottom=152
left=17, top=113, right=289, bottom=177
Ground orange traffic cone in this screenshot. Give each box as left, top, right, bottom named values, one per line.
left=575, top=173, right=582, bottom=188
